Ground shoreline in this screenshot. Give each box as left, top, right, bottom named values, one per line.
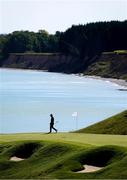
left=1, top=67, right=127, bottom=88
left=81, top=75, right=127, bottom=89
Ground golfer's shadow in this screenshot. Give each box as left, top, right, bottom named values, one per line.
left=44, top=132, right=51, bottom=134
left=43, top=132, right=57, bottom=134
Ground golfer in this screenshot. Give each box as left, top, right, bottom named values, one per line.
left=49, top=114, right=57, bottom=133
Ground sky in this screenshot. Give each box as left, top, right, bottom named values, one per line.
left=0, top=0, right=127, bottom=34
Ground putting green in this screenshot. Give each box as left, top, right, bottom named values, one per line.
left=0, top=133, right=127, bottom=147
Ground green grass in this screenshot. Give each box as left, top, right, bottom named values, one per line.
left=103, top=50, right=127, bottom=55
left=76, top=110, right=127, bottom=135
left=0, top=132, right=127, bottom=179
left=0, top=111, right=127, bottom=179
left=114, top=50, right=127, bottom=54
left=1, top=132, right=127, bottom=147
left=10, top=52, right=61, bottom=56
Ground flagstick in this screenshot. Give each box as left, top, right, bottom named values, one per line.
left=72, top=112, right=78, bottom=131
left=76, top=115, right=78, bottom=130
left=74, top=114, right=78, bottom=131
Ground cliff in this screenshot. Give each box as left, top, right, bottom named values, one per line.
left=2, top=53, right=82, bottom=73
left=2, top=51, right=127, bottom=80
left=84, top=51, right=127, bottom=80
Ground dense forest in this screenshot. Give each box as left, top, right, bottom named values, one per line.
left=0, top=30, right=60, bottom=61
left=0, top=20, right=127, bottom=72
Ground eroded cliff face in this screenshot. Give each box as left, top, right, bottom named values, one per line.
left=84, top=52, right=127, bottom=80
left=2, top=53, right=83, bottom=73
left=2, top=52, right=127, bottom=80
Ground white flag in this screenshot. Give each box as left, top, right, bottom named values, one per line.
left=72, top=112, right=78, bottom=117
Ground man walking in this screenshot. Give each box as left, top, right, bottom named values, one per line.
left=49, top=114, right=57, bottom=133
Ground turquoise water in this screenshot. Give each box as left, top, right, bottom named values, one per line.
left=0, top=68, right=127, bottom=133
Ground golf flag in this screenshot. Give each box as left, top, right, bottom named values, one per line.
left=72, top=112, right=78, bottom=117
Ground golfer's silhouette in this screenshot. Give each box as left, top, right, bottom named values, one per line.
left=49, top=114, right=57, bottom=133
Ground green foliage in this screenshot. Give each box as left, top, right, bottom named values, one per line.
left=60, top=21, right=127, bottom=58
left=0, top=30, right=60, bottom=59
left=0, top=21, right=127, bottom=63
left=76, top=110, right=127, bottom=134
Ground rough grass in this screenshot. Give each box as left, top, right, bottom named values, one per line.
left=76, top=110, right=127, bottom=135
left=0, top=133, right=127, bottom=179
left=0, top=139, right=127, bottom=179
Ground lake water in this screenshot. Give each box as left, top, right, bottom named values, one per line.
left=0, top=68, right=127, bottom=133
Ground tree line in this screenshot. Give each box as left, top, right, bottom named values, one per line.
left=0, top=20, right=127, bottom=64
left=60, top=21, right=127, bottom=57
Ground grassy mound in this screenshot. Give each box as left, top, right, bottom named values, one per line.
left=0, top=132, right=127, bottom=179
left=0, top=139, right=127, bottom=179
left=76, top=110, right=127, bottom=135
left=8, top=142, right=41, bottom=159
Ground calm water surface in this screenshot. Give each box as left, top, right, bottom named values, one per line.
left=0, top=68, right=127, bottom=133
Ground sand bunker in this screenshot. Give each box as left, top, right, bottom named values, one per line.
left=10, top=156, right=25, bottom=162
left=76, top=165, right=103, bottom=173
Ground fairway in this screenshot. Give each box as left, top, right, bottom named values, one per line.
left=1, top=133, right=127, bottom=147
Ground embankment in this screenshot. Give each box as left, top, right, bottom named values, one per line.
left=1, top=51, right=127, bottom=80
left=2, top=53, right=82, bottom=73
left=84, top=52, right=127, bottom=80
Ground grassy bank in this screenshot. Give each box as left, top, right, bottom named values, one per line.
left=76, top=110, right=127, bottom=135
left=0, top=133, right=127, bottom=179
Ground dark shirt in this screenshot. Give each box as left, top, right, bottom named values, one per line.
left=50, top=116, right=54, bottom=125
